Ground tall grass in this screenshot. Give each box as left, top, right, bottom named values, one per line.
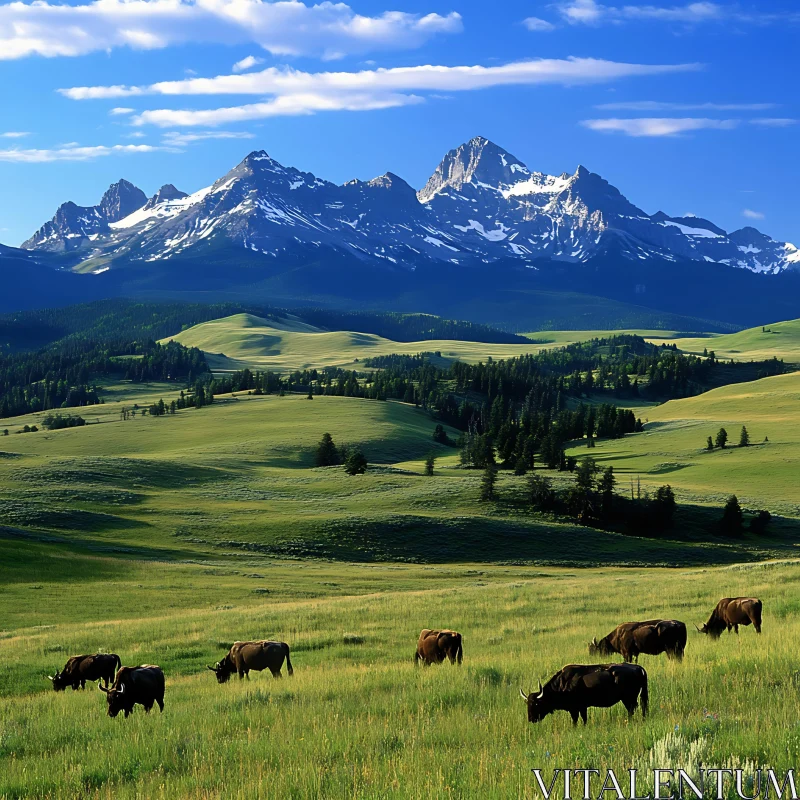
left=2, top=560, right=798, bottom=798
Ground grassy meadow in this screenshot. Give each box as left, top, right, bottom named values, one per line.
left=2, top=555, right=798, bottom=799
left=568, top=371, right=800, bottom=514
left=164, top=313, right=546, bottom=372
left=4, top=316, right=800, bottom=798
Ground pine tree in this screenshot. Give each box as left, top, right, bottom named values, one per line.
left=706, top=435, right=714, bottom=451
left=739, top=425, right=750, bottom=447
left=424, top=452, right=435, bottom=476
left=528, top=473, right=554, bottom=511
left=315, top=432, right=339, bottom=467
left=715, top=427, right=728, bottom=449
left=598, top=466, right=615, bottom=517
left=720, top=494, right=743, bottom=536
left=344, top=449, right=368, bottom=475
left=480, top=464, right=498, bottom=501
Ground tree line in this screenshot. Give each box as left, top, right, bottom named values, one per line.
left=0, top=338, right=208, bottom=418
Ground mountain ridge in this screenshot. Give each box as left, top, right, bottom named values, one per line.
left=15, top=136, right=799, bottom=276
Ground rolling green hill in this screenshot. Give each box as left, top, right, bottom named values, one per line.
left=163, top=313, right=546, bottom=372
left=568, top=370, right=800, bottom=513
left=643, top=318, right=800, bottom=364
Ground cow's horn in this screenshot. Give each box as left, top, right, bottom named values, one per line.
left=537, top=680, right=543, bottom=693
left=591, top=637, right=597, bottom=645
left=207, top=665, right=216, bottom=671
left=519, top=688, right=529, bottom=701
left=694, top=624, right=702, bottom=632
left=117, top=682, right=125, bottom=694
left=46, top=675, right=54, bottom=681
left=98, top=683, right=108, bottom=693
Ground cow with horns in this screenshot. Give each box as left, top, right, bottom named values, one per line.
left=207, top=640, right=293, bottom=683
left=47, top=653, right=121, bottom=691
left=98, top=665, right=165, bottom=718
left=520, top=663, right=648, bottom=726
left=696, top=597, right=762, bottom=638
left=589, top=620, right=687, bottom=662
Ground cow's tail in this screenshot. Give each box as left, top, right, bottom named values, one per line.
left=754, top=602, right=763, bottom=634
left=639, top=668, right=649, bottom=718
left=455, top=636, right=463, bottom=665
left=284, top=643, right=294, bottom=676
left=113, top=653, right=122, bottom=674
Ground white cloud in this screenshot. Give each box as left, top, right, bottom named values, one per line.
left=522, top=16, right=556, bottom=32
left=558, top=0, right=799, bottom=26
left=232, top=55, right=264, bottom=73
left=1, top=131, right=30, bottom=138
left=161, top=129, right=255, bottom=145
left=581, top=117, right=738, bottom=136
left=750, top=118, right=797, bottom=127
left=596, top=101, right=776, bottom=111
left=742, top=209, right=765, bottom=220
left=109, top=107, right=135, bottom=115
left=0, top=0, right=462, bottom=61
left=0, top=143, right=161, bottom=163
left=59, top=57, right=700, bottom=127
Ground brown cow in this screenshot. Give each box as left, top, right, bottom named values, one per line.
left=98, top=665, right=165, bottom=718
left=589, top=620, right=687, bottom=662
left=207, top=640, right=293, bottom=683
left=414, top=629, right=463, bottom=666
left=697, top=597, right=762, bottom=639
left=520, top=663, right=648, bottom=726
left=48, top=653, right=121, bottom=691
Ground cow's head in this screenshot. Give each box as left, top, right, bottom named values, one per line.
left=519, top=681, right=551, bottom=723
left=98, top=681, right=128, bottom=717
left=207, top=659, right=233, bottom=684
left=47, top=671, right=69, bottom=692
left=695, top=621, right=723, bottom=639
left=589, top=636, right=613, bottom=656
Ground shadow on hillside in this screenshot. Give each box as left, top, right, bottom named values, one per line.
left=214, top=514, right=768, bottom=567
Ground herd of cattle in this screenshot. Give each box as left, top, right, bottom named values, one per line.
left=46, top=596, right=763, bottom=725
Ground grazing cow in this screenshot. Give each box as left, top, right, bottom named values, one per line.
left=98, top=665, right=165, bottom=718
left=414, top=629, right=463, bottom=666
left=697, top=597, right=762, bottom=639
left=520, top=663, right=648, bottom=726
left=48, top=653, right=121, bottom=691
left=208, top=641, right=293, bottom=683
left=589, top=620, right=687, bottom=662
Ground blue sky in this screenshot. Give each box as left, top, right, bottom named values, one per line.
left=1, top=0, right=798, bottom=248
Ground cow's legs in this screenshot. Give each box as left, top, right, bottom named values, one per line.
left=734, top=624, right=739, bottom=634
left=570, top=710, right=579, bottom=726
left=157, top=696, right=164, bottom=712
left=580, top=709, right=588, bottom=725
left=271, top=669, right=282, bottom=678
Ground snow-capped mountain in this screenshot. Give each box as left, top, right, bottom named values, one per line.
left=19, top=137, right=800, bottom=275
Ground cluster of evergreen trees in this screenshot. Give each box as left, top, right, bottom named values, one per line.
left=314, top=433, right=367, bottom=475
left=0, top=339, right=208, bottom=418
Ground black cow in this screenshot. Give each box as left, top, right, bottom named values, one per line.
left=520, top=663, right=648, bottom=725
left=208, top=641, right=293, bottom=683
left=589, top=620, right=687, bottom=662
left=697, top=597, right=763, bottom=638
left=48, top=653, right=121, bottom=691
left=98, top=665, right=165, bottom=718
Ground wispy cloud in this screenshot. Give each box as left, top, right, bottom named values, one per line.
left=232, top=55, right=265, bottom=73
left=742, top=209, right=765, bottom=220
left=109, top=107, right=135, bottom=116
left=0, top=131, right=30, bottom=138
left=0, top=0, right=462, bottom=61
left=522, top=16, right=556, bottom=32
left=161, top=130, right=256, bottom=146
left=749, top=118, right=797, bottom=127
left=581, top=117, right=738, bottom=136
left=558, top=0, right=798, bottom=26
left=595, top=101, right=777, bottom=111
left=0, top=143, right=161, bottom=163
left=59, top=57, right=701, bottom=127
